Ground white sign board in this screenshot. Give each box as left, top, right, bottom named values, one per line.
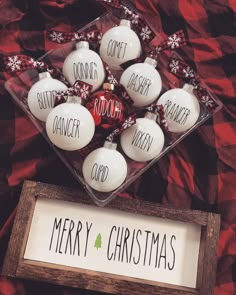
left=25, top=197, right=201, bottom=288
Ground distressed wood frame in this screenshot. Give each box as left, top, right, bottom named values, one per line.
left=2, top=180, right=220, bottom=295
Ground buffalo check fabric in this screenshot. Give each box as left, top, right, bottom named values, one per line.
left=0, top=1, right=236, bottom=295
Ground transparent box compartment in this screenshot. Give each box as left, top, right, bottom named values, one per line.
left=5, top=1, right=223, bottom=206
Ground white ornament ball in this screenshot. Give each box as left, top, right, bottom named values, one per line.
left=46, top=102, right=95, bottom=151
left=157, top=84, right=200, bottom=133
left=99, top=19, right=142, bottom=70
left=27, top=72, right=68, bottom=122
left=82, top=142, right=127, bottom=192
left=120, top=57, right=162, bottom=107
left=62, top=41, right=105, bottom=92
left=120, top=114, right=165, bottom=162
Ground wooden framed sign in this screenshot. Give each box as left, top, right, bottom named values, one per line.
left=2, top=181, right=220, bottom=295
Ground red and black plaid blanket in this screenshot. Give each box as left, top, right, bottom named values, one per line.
left=0, top=0, right=235, bottom=294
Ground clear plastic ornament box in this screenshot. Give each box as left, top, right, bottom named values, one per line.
left=5, top=0, right=223, bottom=206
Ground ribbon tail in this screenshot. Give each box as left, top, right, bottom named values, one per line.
left=95, top=0, right=122, bottom=9
left=193, top=87, right=218, bottom=112
left=168, top=58, right=218, bottom=113
left=2, top=54, right=66, bottom=84
left=148, top=30, right=187, bottom=58
left=115, top=84, right=134, bottom=105
left=46, top=30, right=78, bottom=43
left=146, top=104, right=168, bottom=131
left=168, top=58, right=197, bottom=81
left=46, top=29, right=103, bottom=44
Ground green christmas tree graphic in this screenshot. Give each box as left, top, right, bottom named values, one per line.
left=94, top=233, right=102, bottom=250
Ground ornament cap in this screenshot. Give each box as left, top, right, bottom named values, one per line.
left=119, top=19, right=131, bottom=28
left=76, top=41, right=89, bottom=50
left=145, top=111, right=158, bottom=121
left=103, top=83, right=115, bottom=91
left=104, top=140, right=117, bottom=150
left=145, top=57, right=158, bottom=68
left=67, top=95, right=82, bottom=104
left=39, top=71, right=52, bottom=80
left=183, top=83, right=194, bottom=94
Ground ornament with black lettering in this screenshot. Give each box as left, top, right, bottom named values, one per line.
left=99, top=19, right=142, bottom=70
left=120, top=57, right=162, bottom=107
left=27, top=72, right=68, bottom=122
left=46, top=96, right=95, bottom=151
left=82, top=141, right=127, bottom=192
left=157, top=84, right=200, bottom=133
left=85, top=83, right=127, bottom=131
left=96, top=0, right=156, bottom=45
left=63, top=41, right=105, bottom=92
left=120, top=112, right=165, bottom=162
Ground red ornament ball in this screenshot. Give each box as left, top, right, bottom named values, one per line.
left=85, top=83, right=127, bottom=131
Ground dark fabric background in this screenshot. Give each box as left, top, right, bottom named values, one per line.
left=0, top=0, right=235, bottom=294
